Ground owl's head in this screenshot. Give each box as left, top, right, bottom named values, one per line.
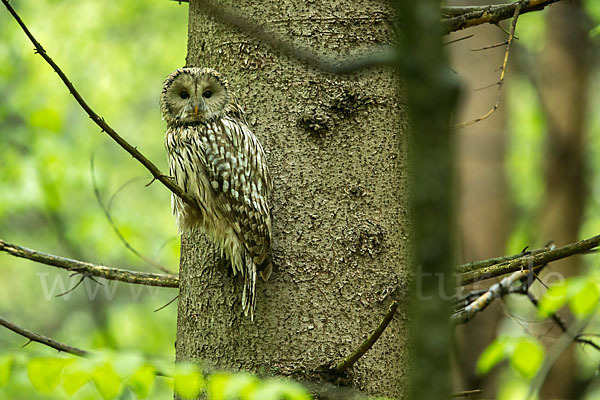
left=160, top=67, right=230, bottom=124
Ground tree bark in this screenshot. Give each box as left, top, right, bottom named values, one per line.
left=175, top=0, right=408, bottom=398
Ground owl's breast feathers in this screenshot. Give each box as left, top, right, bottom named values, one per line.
left=165, top=117, right=272, bottom=280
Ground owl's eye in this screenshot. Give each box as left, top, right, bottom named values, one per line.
left=179, top=91, right=190, bottom=99
left=202, top=90, right=213, bottom=99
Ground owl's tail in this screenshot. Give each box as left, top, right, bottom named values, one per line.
left=241, top=260, right=257, bottom=320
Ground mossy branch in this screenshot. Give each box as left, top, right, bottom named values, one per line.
left=441, top=0, right=563, bottom=34
left=457, top=234, right=600, bottom=286
left=0, top=239, right=179, bottom=288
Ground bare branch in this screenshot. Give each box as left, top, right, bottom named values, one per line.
left=443, top=34, right=474, bottom=46
left=173, top=0, right=395, bottom=74
left=0, top=0, right=197, bottom=211
left=452, top=0, right=524, bottom=129
left=334, top=300, right=398, bottom=372
left=0, top=315, right=90, bottom=357
left=452, top=389, right=483, bottom=398
left=457, top=234, right=600, bottom=286
left=471, top=40, right=510, bottom=52
left=441, top=0, right=563, bottom=34
left=452, top=270, right=532, bottom=324
left=0, top=239, right=179, bottom=288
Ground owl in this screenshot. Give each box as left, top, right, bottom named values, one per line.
left=160, top=67, right=272, bottom=319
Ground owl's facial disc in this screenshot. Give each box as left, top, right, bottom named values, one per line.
left=163, top=70, right=228, bottom=124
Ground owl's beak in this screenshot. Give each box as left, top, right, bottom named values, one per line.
left=193, top=105, right=199, bottom=116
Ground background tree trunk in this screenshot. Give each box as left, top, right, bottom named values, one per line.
left=448, top=6, right=512, bottom=394
left=534, top=1, right=591, bottom=398
left=175, top=0, right=408, bottom=397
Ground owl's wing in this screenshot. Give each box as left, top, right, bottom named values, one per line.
left=203, top=117, right=272, bottom=273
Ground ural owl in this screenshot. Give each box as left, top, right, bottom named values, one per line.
left=160, top=67, right=272, bottom=319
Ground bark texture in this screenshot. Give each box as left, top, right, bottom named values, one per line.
left=175, top=0, right=408, bottom=398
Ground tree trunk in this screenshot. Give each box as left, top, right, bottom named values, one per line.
left=175, top=0, right=408, bottom=398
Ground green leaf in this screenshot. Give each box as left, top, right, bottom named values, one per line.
left=538, top=281, right=568, bottom=318
left=174, top=364, right=204, bottom=399
left=226, top=373, right=258, bottom=399
left=92, top=362, right=122, bottom=400
left=250, top=379, right=311, bottom=400
left=510, top=337, right=544, bottom=379
left=127, top=363, right=156, bottom=398
left=207, top=372, right=260, bottom=400
left=569, top=279, right=600, bottom=318
left=62, top=367, right=91, bottom=396
left=207, top=373, right=230, bottom=400
left=0, top=355, right=14, bottom=387
left=27, top=357, right=73, bottom=394
left=476, top=337, right=509, bottom=375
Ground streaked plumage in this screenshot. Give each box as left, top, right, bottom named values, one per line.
left=160, top=67, right=272, bottom=319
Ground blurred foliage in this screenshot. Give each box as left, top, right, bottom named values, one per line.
left=0, top=352, right=313, bottom=400
left=0, top=0, right=188, bottom=398
left=538, top=277, right=600, bottom=319
left=477, top=335, right=545, bottom=380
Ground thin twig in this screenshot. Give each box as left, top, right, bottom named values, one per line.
left=174, top=0, right=396, bottom=74
left=457, top=234, right=600, bottom=286
left=471, top=39, right=510, bottom=51
left=526, top=293, right=600, bottom=352
left=0, top=0, right=197, bottom=211
left=528, top=309, right=597, bottom=398
left=107, top=176, right=148, bottom=212
left=453, top=0, right=526, bottom=129
left=0, top=239, right=179, bottom=288
left=473, top=81, right=501, bottom=92
left=334, top=301, right=398, bottom=372
left=56, top=275, right=87, bottom=297
left=90, top=158, right=172, bottom=274
left=441, top=0, right=563, bottom=34
left=443, top=34, right=474, bottom=46
left=154, top=295, right=179, bottom=312
left=0, top=315, right=90, bottom=357
left=451, top=389, right=483, bottom=398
